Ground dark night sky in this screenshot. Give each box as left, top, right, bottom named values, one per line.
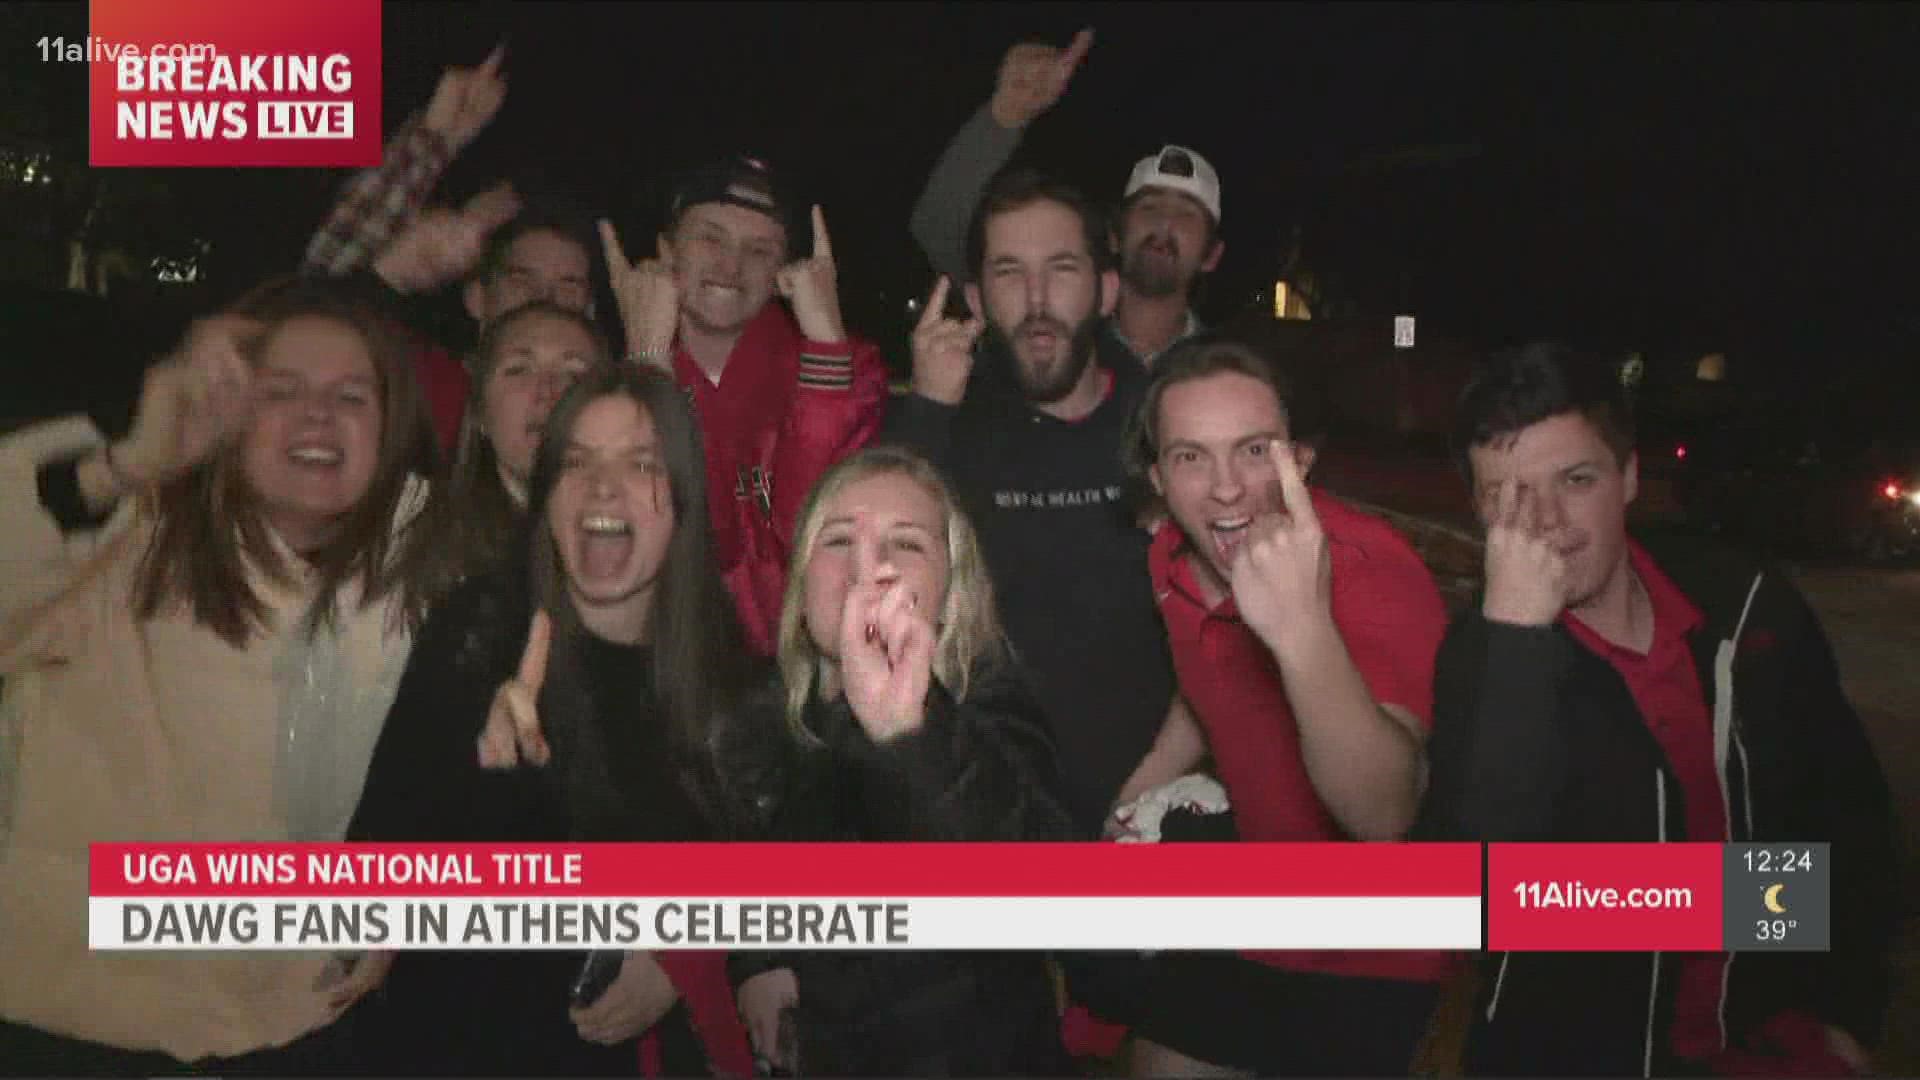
left=13, top=2, right=1920, bottom=392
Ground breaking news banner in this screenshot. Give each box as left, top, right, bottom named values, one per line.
left=88, top=843, right=1486, bottom=952
left=86, top=0, right=381, bottom=167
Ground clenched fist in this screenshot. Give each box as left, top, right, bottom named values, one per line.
left=1480, top=480, right=1571, bottom=627
left=990, top=29, right=1093, bottom=129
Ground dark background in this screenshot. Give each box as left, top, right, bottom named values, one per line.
left=3, top=1, right=1918, bottom=420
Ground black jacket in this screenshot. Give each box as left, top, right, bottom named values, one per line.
left=1415, top=535, right=1899, bottom=1077
left=345, top=570, right=714, bottom=1076
left=719, top=668, right=1079, bottom=1077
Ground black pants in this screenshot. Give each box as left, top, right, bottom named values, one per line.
left=0, top=1006, right=362, bottom=1078
left=1130, top=953, right=1439, bottom=1076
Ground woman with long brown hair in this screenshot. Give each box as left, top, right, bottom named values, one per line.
left=349, top=366, right=756, bottom=1077
left=0, top=277, right=441, bottom=1074
left=433, top=299, right=606, bottom=582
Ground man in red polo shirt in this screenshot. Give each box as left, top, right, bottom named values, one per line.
left=1419, top=343, right=1895, bottom=1077
left=598, top=157, right=888, bottom=654
left=1120, top=338, right=1452, bottom=1075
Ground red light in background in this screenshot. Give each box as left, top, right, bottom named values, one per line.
left=1884, top=482, right=1903, bottom=500
left=1675, top=445, right=1688, bottom=460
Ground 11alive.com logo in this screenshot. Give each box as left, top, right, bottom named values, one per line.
left=86, top=0, right=381, bottom=167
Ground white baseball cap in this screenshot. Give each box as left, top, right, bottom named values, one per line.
left=1124, top=145, right=1221, bottom=225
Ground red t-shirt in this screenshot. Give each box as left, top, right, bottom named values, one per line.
left=1565, top=541, right=1727, bottom=1062
left=1149, top=490, right=1454, bottom=983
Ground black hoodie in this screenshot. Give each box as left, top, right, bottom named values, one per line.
left=1415, top=534, right=1899, bottom=1077
left=880, top=334, right=1174, bottom=836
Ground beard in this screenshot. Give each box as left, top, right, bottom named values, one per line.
left=1120, top=235, right=1187, bottom=298
left=987, top=309, right=1103, bottom=406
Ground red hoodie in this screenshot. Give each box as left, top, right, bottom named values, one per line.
left=671, top=303, right=888, bottom=655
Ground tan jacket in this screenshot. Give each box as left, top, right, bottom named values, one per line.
left=0, top=416, right=420, bottom=1061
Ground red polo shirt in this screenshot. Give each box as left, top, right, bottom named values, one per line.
left=1149, top=490, right=1453, bottom=983
left=1564, top=541, right=1727, bottom=1062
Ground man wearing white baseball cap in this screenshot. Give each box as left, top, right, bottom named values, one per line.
left=909, top=30, right=1225, bottom=370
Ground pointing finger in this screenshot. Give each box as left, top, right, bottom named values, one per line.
left=1271, top=440, right=1317, bottom=529
left=809, top=205, right=831, bottom=264
left=1518, top=485, right=1542, bottom=539
left=1061, top=28, right=1094, bottom=76
left=517, top=610, right=551, bottom=692
left=479, top=42, right=507, bottom=78
left=597, top=219, right=630, bottom=275
left=1492, top=478, right=1518, bottom=531
left=917, top=277, right=951, bottom=332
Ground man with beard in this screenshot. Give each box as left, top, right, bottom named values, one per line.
left=909, top=31, right=1224, bottom=368
left=598, top=155, right=889, bottom=655
left=885, top=166, right=1178, bottom=848
left=886, top=171, right=1213, bottom=1065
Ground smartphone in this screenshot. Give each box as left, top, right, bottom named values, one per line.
left=570, top=950, right=623, bottom=1009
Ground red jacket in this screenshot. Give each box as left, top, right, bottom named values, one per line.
left=672, top=304, right=889, bottom=655
left=411, top=338, right=470, bottom=457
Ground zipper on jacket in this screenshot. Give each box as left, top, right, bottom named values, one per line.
left=1645, top=769, right=1667, bottom=1078
left=1710, top=571, right=1764, bottom=1055
left=1484, top=951, right=1512, bottom=1021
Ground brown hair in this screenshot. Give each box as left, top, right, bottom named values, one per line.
left=1123, top=336, right=1297, bottom=489
left=524, top=365, right=753, bottom=761
left=133, top=276, right=441, bottom=646
left=440, top=301, right=609, bottom=581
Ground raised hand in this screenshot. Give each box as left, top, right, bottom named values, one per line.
left=1228, top=441, right=1332, bottom=653
left=909, top=276, right=983, bottom=405
left=423, top=43, right=508, bottom=152
left=1481, top=480, right=1571, bottom=627
left=373, top=183, right=522, bottom=294
left=989, top=28, right=1093, bottom=129
left=111, top=315, right=263, bottom=490
left=598, top=219, right=680, bottom=365
left=835, top=545, right=935, bottom=743
left=775, top=206, right=845, bottom=344
left=477, top=610, right=552, bottom=769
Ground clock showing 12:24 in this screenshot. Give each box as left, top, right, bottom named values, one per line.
left=1743, top=847, right=1816, bottom=874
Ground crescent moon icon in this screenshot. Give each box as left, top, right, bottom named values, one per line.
left=1763, top=883, right=1787, bottom=914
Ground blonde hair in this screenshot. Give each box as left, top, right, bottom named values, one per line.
left=776, top=446, right=1010, bottom=743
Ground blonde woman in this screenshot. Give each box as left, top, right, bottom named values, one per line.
left=0, top=278, right=440, bottom=1073
left=721, top=445, right=1079, bottom=1077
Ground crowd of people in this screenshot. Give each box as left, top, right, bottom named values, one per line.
left=0, top=29, right=1899, bottom=1080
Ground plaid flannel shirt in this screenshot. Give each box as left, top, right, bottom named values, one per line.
left=302, top=112, right=453, bottom=276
